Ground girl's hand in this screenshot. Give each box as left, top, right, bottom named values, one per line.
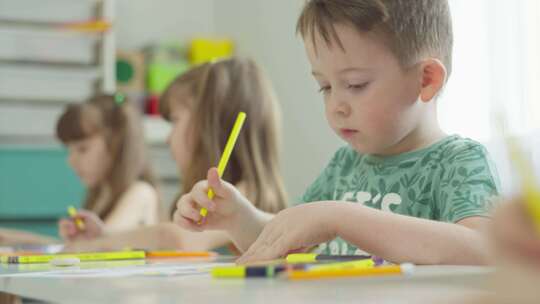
left=173, top=168, right=254, bottom=233
left=58, top=210, right=105, bottom=241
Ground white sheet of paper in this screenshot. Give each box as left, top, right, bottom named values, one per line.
left=2, top=262, right=233, bottom=278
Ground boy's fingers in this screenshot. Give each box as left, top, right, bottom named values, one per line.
left=237, top=234, right=269, bottom=264
left=245, top=243, right=281, bottom=264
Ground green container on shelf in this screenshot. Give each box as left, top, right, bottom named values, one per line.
left=147, top=62, right=189, bottom=95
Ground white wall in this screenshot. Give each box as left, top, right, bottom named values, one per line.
left=115, top=0, right=341, bottom=202
left=115, top=0, right=215, bottom=50
left=214, top=0, right=342, bottom=200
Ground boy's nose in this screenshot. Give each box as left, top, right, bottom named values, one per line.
left=331, top=95, right=351, bottom=118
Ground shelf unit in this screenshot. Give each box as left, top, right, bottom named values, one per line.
left=0, top=0, right=179, bottom=223
left=0, top=0, right=116, bottom=143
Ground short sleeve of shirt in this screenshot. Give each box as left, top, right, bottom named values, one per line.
left=437, top=142, right=500, bottom=223
left=299, top=147, right=349, bottom=204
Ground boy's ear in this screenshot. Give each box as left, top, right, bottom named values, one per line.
left=419, top=58, right=447, bottom=102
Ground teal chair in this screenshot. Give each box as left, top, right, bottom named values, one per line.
left=0, top=147, right=84, bottom=237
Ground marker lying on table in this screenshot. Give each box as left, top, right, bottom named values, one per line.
left=307, top=258, right=375, bottom=271
left=212, top=259, right=375, bottom=279
left=212, top=264, right=305, bottom=278
left=288, top=263, right=415, bottom=280
left=199, top=112, right=247, bottom=219
left=1, top=251, right=146, bottom=264
left=285, top=253, right=371, bottom=264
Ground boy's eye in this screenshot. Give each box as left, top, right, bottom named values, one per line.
left=347, top=82, right=369, bottom=91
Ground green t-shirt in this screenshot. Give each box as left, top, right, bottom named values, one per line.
left=300, top=135, right=501, bottom=255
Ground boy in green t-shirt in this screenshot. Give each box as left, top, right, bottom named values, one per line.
left=173, top=0, right=500, bottom=264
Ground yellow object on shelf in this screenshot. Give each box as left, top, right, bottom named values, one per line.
left=189, top=38, right=234, bottom=65
left=61, top=20, right=112, bottom=33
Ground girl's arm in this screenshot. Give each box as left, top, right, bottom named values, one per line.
left=103, top=182, right=159, bottom=233
left=63, top=223, right=232, bottom=252
left=0, top=228, right=57, bottom=246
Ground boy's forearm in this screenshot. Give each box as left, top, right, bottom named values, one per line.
left=227, top=206, right=274, bottom=253
left=331, top=203, right=490, bottom=265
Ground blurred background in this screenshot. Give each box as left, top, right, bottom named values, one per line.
left=0, top=0, right=539, bottom=237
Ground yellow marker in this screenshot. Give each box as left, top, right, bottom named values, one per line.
left=212, top=264, right=300, bottom=278
left=308, top=259, right=374, bottom=271
left=200, top=112, right=247, bottom=218
left=1, top=251, right=146, bottom=264
left=67, top=206, right=85, bottom=230
left=212, top=266, right=246, bottom=278
left=505, top=137, right=540, bottom=234
left=288, top=263, right=414, bottom=280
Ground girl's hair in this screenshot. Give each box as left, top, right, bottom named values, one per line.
left=56, top=94, right=158, bottom=219
left=160, top=57, right=287, bottom=214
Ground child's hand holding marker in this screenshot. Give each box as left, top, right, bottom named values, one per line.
left=174, top=111, right=274, bottom=252
left=174, top=167, right=250, bottom=230
left=59, top=209, right=105, bottom=241
left=173, top=168, right=268, bottom=251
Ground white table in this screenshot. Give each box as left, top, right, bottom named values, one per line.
left=0, top=259, right=494, bottom=304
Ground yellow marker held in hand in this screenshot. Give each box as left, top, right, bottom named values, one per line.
left=505, top=137, right=540, bottom=234
left=200, top=112, right=247, bottom=218
left=67, top=206, right=85, bottom=230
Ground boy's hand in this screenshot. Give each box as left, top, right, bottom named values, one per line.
left=236, top=202, right=338, bottom=264
left=58, top=210, right=105, bottom=241
left=173, top=168, right=254, bottom=233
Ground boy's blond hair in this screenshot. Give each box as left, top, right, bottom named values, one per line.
left=297, top=0, right=453, bottom=77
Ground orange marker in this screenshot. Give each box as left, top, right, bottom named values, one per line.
left=288, top=263, right=415, bottom=280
